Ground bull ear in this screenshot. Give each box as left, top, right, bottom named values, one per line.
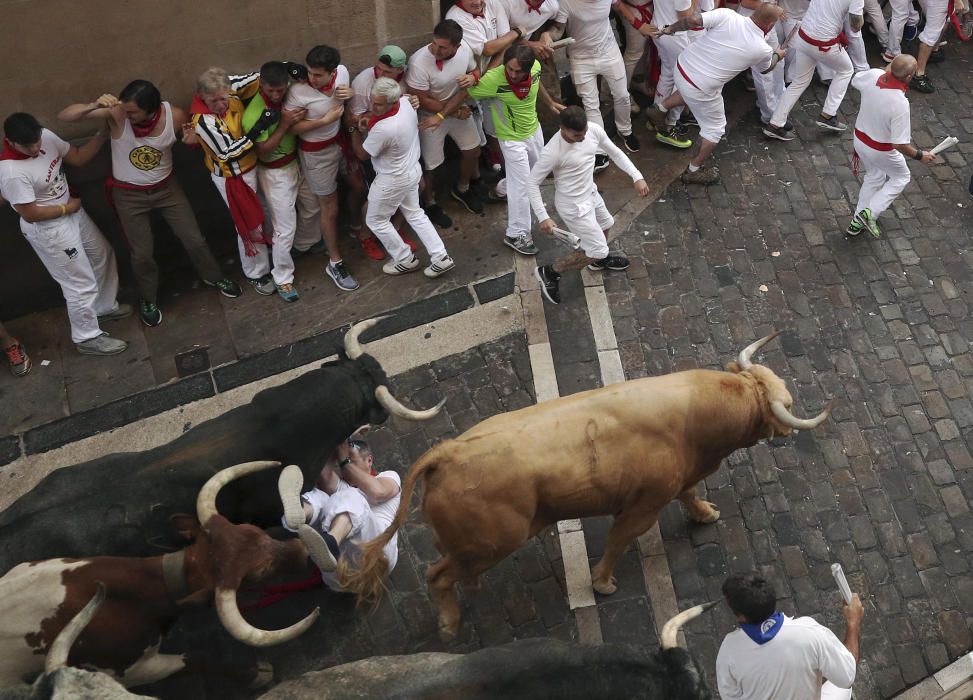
left=350, top=424, right=372, bottom=438
left=726, top=361, right=742, bottom=373
left=170, top=513, right=202, bottom=541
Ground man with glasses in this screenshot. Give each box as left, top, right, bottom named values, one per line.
left=278, top=437, right=402, bottom=588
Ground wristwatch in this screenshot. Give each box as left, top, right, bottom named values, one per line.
left=912, top=148, right=923, bottom=161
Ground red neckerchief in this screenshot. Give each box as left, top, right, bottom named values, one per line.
left=131, top=109, right=162, bottom=138
left=0, top=138, right=30, bottom=160
left=525, top=0, right=545, bottom=13
left=317, top=70, right=338, bottom=95
left=877, top=72, right=909, bottom=93
left=630, top=2, right=652, bottom=23
left=367, top=100, right=401, bottom=129
left=373, top=66, right=405, bottom=82
left=259, top=89, right=284, bottom=111
left=455, top=0, right=484, bottom=18
left=505, top=67, right=533, bottom=99
left=190, top=93, right=222, bottom=117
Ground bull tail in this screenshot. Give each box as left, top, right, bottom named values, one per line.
left=336, top=451, right=437, bottom=606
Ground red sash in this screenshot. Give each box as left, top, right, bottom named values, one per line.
left=225, top=176, right=268, bottom=256
left=260, top=152, right=298, bottom=169
left=799, top=28, right=848, bottom=51
left=851, top=129, right=894, bottom=176
left=676, top=61, right=700, bottom=90
left=299, top=134, right=341, bottom=152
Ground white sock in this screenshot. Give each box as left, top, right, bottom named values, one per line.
left=688, top=163, right=700, bottom=172
left=457, top=183, right=469, bottom=193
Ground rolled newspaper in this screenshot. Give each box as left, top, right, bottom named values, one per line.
left=550, top=38, right=576, bottom=49
left=831, top=563, right=853, bottom=604
left=552, top=226, right=581, bottom=249
left=930, top=136, right=959, bottom=156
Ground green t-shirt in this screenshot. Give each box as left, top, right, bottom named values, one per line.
left=242, top=91, right=296, bottom=163
left=467, top=60, right=542, bottom=142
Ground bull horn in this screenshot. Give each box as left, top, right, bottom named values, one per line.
left=215, top=588, right=320, bottom=648
left=375, top=386, right=445, bottom=421
left=46, top=582, right=107, bottom=673
left=737, top=331, right=781, bottom=370
left=660, top=600, right=720, bottom=650
left=771, top=397, right=834, bottom=431
left=196, top=461, right=282, bottom=529
left=344, top=316, right=390, bottom=360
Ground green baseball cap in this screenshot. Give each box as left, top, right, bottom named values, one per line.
left=377, top=45, right=407, bottom=69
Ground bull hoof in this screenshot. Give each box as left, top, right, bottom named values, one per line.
left=692, top=500, right=720, bottom=524
left=592, top=576, right=617, bottom=596
left=249, top=661, right=274, bottom=689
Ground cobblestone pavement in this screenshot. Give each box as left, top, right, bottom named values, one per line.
left=602, top=44, right=973, bottom=699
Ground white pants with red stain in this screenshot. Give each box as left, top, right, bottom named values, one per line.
left=366, top=162, right=447, bottom=264
left=210, top=169, right=271, bottom=280
left=256, top=160, right=320, bottom=286
left=21, top=208, right=120, bottom=343
left=494, top=127, right=545, bottom=240
left=854, top=137, right=911, bottom=220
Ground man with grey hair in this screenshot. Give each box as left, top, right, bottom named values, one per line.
left=349, top=77, right=455, bottom=278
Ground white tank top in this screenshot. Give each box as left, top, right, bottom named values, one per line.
left=110, top=101, right=176, bottom=185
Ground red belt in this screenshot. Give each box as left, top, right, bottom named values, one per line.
left=676, top=61, right=700, bottom=90
left=299, top=134, right=340, bottom=152
left=260, top=152, right=298, bottom=168
left=107, top=173, right=172, bottom=192
left=854, top=129, right=893, bottom=151
left=799, top=28, right=848, bottom=51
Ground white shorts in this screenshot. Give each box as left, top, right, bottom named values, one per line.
left=299, top=144, right=345, bottom=197
left=556, top=188, right=613, bottom=260
left=918, top=0, right=949, bottom=46
left=418, top=114, right=481, bottom=170
left=674, top=69, right=725, bottom=143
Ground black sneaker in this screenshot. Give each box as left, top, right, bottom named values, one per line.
left=450, top=186, right=484, bottom=214
left=815, top=114, right=847, bottom=132
left=534, top=265, right=561, bottom=305
left=622, top=132, right=640, bottom=153
left=249, top=274, right=276, bottom=296
left=928, top=50, right=945, bottom=64
left=204, top=278, right=243, bottom=298
left=679, top=112, right=698, bottom=128
left=139, top=300, right=162, bottom=327
left=424, top=203, right=453, bottom=228
left=912, top=74, right=934, bottom=93
left=594, top=154, right=610, bottom=173
left=587, top=254, right=630, bottom=271
left=762, top=123, right=795, bottom=141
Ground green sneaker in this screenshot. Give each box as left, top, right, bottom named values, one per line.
left=139, top=300, right=162, bottom=327
left=656, top=126, right=693, bottom=149
left=859, top=208, right=881, bottom=238
left=846, top=218, right=864, bottom=237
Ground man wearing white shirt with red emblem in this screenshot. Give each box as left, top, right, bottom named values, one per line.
left=846, top=55, right=936, bottom=239
left=646, top=3, right=783, bottom=185
left=529, top=106, right=648, bottom=305
left=761, top=0, right=864, bottom=141
left=350, top=78, right=456, bottom=279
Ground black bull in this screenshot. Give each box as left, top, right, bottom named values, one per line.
left=0, top=326, right=434, bottom=575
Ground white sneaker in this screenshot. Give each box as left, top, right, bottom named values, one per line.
left=424, top=254, right=455, bottom=278
left=382, top=254, right=420, bottom=275
left=277, top=465, right=305, bottom=530
left=76, top=333, right=128, bottom=356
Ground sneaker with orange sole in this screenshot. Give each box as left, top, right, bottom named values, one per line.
left=399, top=231, right=418, bottom=252
left=360, top=235, right=386, bottom=261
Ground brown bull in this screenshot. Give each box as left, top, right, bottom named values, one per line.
left=339, top=333, right=831, bottom=638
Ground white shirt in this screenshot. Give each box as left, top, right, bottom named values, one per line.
left=284, top=65, right=351, bottom=143
left=556, top=0, right=618, bottom=61
left=528, top=123, right=643, bottom=221
left=653, top=0, right=694, bottom=31
left=677, top=9, right=775, bottom=94
left=349, top=66, right=408, bottom=117
left=852, top=69, right=911, bottom=146
left=363, top=97, right=422, bottom=176
left=716, top=616, right=857, bottom=700
left=446, top=0, right=511, bottom=72
left=497, top=0, right=560, bottom=38
left=407, top=43, right=477, bottom=106
left=110, top=101, right=176, bottom=185
left=0, top=129, right=71, bottom=208
left=779, top=0, right=809, bottom=20
left=801, top=0, right=865, bottom=41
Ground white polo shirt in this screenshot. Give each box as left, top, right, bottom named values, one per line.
left=677, top=9, right=774, bottom=94
left=852, top=69, right=911, bottom=146
left=349, top=66, right=408, bottom=117
left=716, top=616, right=857, bottom=700
left=800, top=0, right=865, bottom=41
left=556, top=0, right=618, bottom=62
left=0, top=129, right=71, bottom=208
left=528, top=123, right=643, bottom=221
left=407, top=43, right=477, bottom=106
left=496, top=0, right=560, bottom=37
left=653, top=0, right=694, bottom=31
left=284, top=65, right=351, bottom=143
left=363, top=98, right=422, bottom=177
left=446, top=0, right=511, bottom=72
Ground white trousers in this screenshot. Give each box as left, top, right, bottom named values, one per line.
left=918, top=0, right=949, bottom=46
left=365, top=163, right=447, bottom=264
left=674, top=71, right=725, bottom=143
left=779, top=18, right=802, bottom=83
left=653, top=34, right=690, bottom=124
left=22, top=208, right=119, bottom=343
left=622, top=19, right=649, bottom=84
left=571, top=49, right=633, bottom=140
left=556, top=187, right=613, bottom=259
left=864, top=0, right=890, bottom=48
left=854, top=138, right=911, bottom=219
left=752, top=27, right=785, bottom=123
left=770, top=33, right=853, bottom=127
left=887, top=0, right=920, bottom=57
left=257, top=161, right=320, bottom=286
left=818, top=17, right=869, bottom=78
left=494, top=128, right=545, bottom=239
left=211, top=170, right=271, bottom=280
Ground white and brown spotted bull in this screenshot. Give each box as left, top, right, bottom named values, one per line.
left=0, top=461, right=317, bottom=689
left=338, top=333, right=831, bottom=638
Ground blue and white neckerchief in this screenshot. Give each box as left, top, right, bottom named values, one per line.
left=740, top=611, right=785, bottom=645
